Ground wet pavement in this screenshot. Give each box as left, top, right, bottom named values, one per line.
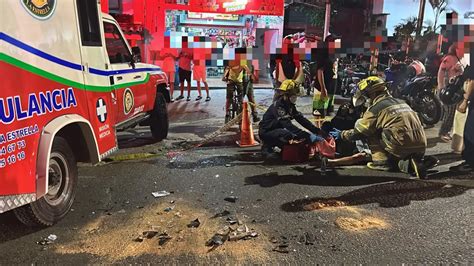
left=0, top=89, right=473, bottom=264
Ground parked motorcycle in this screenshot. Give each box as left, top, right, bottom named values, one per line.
left=302, top=61, right=317, bottom=96
left=340, top=64, right=368, bottom=98
left=385, top=61, right=442, bottom=126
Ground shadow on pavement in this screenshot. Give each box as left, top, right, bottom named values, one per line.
left=280, top=180, right=470, bottom=212
left=244, top=166, right=396, bottom=187
left=0, top=212, right=43, bottom=244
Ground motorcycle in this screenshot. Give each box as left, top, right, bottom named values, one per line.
left=302, top=61, right=317, bottom=96
left=340, top=63, right=368, bottom=98
left=385, top=61, right=442, bottom=126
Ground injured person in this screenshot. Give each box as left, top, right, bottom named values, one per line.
left=328, top=76, right=439, bottom=179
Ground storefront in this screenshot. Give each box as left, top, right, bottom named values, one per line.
left=101, top=0, right=285, bottom=79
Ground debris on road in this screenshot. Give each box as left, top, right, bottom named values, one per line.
left=297, top=232, right=316, bottom=245
left=158, top=233, right=172, bottom=246
left=226, top=217, right=239, bottom=225
left=37, top=234, right=58, bottom=246
left=164, top=206, right=175, bottom=212
left=187, top=219, right=201, bottom=228
left=134, top=230, right=159, bottom=242
left=225, top=164, right=231, bottom=167
left=228, top=224, right=258, bottom=241
left=272, top=243, right=290, bottom=253
left=152, top=191, right=171, bottom=198
left=224, top=196, right=238, bottom=203
left=206, top=226, right=230, bottom=247
left=211, top=210, right=231, bottom=218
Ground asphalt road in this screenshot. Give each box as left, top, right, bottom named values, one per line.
left=0, top=90, right=473, bottom=264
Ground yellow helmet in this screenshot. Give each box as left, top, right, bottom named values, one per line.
left=352, top=76, right=388, bottom=107
left=357, top=76, right=387, bottom=93
left=278, top=79, right=299, bottom=95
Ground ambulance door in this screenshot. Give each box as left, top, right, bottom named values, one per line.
left=102, top=20, right=148, bottom=123
left=76, top=0, right=117, bottom=157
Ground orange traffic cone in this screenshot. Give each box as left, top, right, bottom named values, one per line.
left=237, top=101, right=259, bottom=147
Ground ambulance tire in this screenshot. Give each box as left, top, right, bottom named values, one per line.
left=150, top=92, right=169, bottom=141
left=14, top=137, right=77, bottom=227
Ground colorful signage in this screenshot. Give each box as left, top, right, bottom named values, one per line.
left=188, top=0, right=284, bottom=16
left=188, top=12, right=240, bottom=21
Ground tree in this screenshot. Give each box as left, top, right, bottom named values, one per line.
left=393, top=17, right=418, bottom=42
left=427, top=0, right=450, bottom=33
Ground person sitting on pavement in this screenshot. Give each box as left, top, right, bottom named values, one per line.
left=329, top=76, right=438, bottom=179
left=259, top=80, right=324, bottom=159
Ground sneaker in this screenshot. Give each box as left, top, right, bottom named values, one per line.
left=196, top=96, right=202, bottom=101
left=186, top=96, right=191, bottom=101
left=449, top=162, right=473, bottom=173
left=422, top=155, right=439, bottom=170
left=410, top=158, right=427, bottom=179
left=262, top=144, right=280, bottom=160
left=170, top=97, right=175, bottom=103
left=367, top=162, right=393, bottom=172
left=440, top=134, right=452, bottom=143
left=205, top=96, right=211, bottom=102
left=176, top=95, right=184, bottom=100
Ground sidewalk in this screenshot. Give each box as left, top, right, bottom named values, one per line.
left=185, top=77, right=274, bottom=90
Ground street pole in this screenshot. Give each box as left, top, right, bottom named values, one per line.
left=323, top=0, right=331, bottom=41
left=416, top=0, right=426, bottom=37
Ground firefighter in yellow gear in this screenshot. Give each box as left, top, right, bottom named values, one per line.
left=329, top=76, right=438, bottom=178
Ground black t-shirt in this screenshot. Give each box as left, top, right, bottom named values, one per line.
left=281, top=56, right=297, bottom=80
left=315, top=49, right=336, bottom=93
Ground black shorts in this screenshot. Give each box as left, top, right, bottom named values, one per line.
left=179, top=67, right=192, bottom=83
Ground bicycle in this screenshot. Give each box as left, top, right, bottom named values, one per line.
left=225, top=81, right=243, bottom=124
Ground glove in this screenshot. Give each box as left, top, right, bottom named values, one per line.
left=329, top=129, right=341, bottom=140
left=309, top=134, right=325, bottom=143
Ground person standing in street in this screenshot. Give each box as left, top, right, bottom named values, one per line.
left=437, top=43, right=465, bottom=142
left=314, top=36, right=338, bottom=117
left=451, top=54, right=474, bottom=173
left=160, top=47, right=178, bottom=102
left=176, top=46, right=194, bottom=101
left=193, top=50, right=210, bottom=101
left=243, top=62, right=260, bottom=122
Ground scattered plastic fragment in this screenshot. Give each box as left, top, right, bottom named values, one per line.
left=37, top=234, right=57, bottom=246
left=187, top=219, right=201, bottom=228
left=152, top=191, right=171, bottom=198
left=211, top=210, right=231, bottom=218
left=158, top=233, right=172, bottom=246
left=224, top=196, right=238, bottom=203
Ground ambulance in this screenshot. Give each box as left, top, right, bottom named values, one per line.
left=0, top=0, right=170, bottom=226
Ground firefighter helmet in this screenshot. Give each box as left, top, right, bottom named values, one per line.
left=352, top=76, right=388, bottom=107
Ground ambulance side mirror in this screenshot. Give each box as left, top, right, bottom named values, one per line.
left=132, top=46, right=142, bottom=63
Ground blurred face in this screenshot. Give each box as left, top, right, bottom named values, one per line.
left=289, top=95, right=298, bottom=104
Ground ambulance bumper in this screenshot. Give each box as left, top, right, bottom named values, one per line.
left=0, top=194, right=36, bottom=213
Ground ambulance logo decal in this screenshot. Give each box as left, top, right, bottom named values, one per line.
left=96, top=98, right=107, bottom=123
left=123, top=89, right=134, bottom=115
left=21, top=0, right=57, bottom=20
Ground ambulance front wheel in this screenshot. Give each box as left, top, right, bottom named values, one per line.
left=14, top=136, right=77, bottom=227
left=150, top=92, right=169, bottom=141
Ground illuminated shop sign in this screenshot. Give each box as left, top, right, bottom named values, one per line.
left=188, top=0, right=284, bottom=16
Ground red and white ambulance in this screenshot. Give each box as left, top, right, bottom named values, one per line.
left=0, top=0, right=170, bottom=226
